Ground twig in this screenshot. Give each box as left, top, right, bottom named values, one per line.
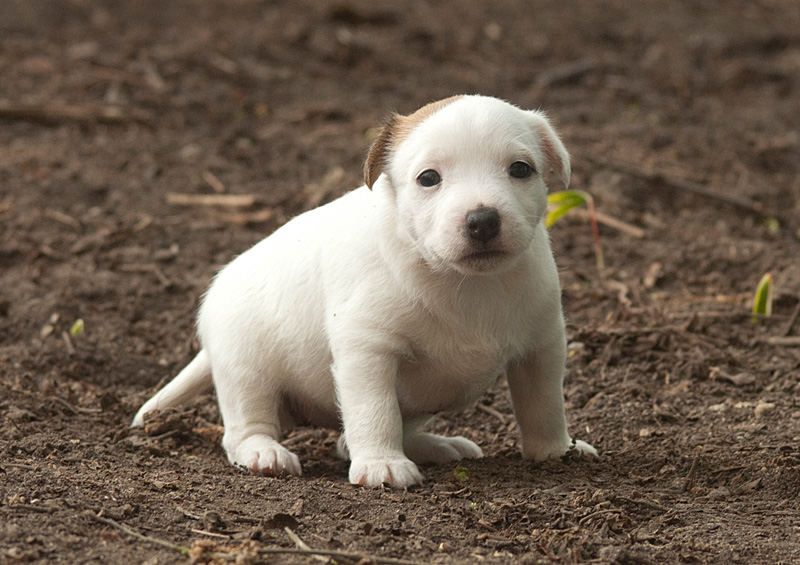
left=8, top=504, right=54, bottom=513
left=571, top=208, right=645, bottom=238
left=591, top=325, right=686, bottom=336
left=578, top=508, right=624, bottom=525
left=70, top=216, right=153, bottom=254
left=586, top=196, right=605, bottom=271
left=219, top=208, right=275, bottom=226
left=90, top=511, right=429, bottom=565
left=534, top=58, right=598, bottom=88
left=285, top=527, right=329, bottom=563
left=166, top=193, right=257, bottom=208
left=668, top=311, right=749, bottom=321
left=710, top=465, right=747, bottom=477
left=582, top=155, right=775, bottom=221
left=117, top=263, right=171, bottom=286
left=281, top=429, right=317, bottom=447
left=258, top=546, right=429, bottom=565
left=3, top=463, right=34, bottom=469
left=615, top=496, right=667, bottom=512
left=682, top=455, right=699, bottom=492
left=782, top=303, right=800, bottom=337
left=191, top=528, right=231, bottom=539
left=86, top=512, right=190, bottom=555
left=202, top=170, right=226, bottom=193
left=175, top=506, right=203, bottom=521
left=52, top=396, right=102, bottom=415
left=475, top=402, right=509, bottom=425
left=44, top=209, right=81, bottom=229
left=437, top=486, right=469, bottom=496
left=227, top=515, right=263, bottom=525
left=61, top=331, right=76, bottom=355
left=0, top=99, right=152, bottom=126
left=757, top=336, right=800, bottom=346
left=146, top=429, right=182, bottom=441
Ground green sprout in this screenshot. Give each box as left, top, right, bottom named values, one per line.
left=762, top=217, right=780, bottom=235
left=69, top=318, right=85, bottom=336
left=547, top=190, right=590, bottom=228
left=547, top=189, right=604, bottom=271
left=453, top=465, right=470, bottom=483
left=752, top=273, right=773, bottom=323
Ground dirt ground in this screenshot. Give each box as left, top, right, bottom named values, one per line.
left=2, top=0, right=800, bottom=563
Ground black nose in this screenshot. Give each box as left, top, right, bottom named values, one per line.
left=465, top=207, right=500, bottom=243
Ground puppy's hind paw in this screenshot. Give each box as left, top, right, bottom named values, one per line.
left=229, top=435, right=302, bottom=477
left=404, top=432, right=483, bottom=464
left=349, top=456, right=424, bottom=488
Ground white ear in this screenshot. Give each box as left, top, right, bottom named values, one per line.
left=529, top=112, right=571, bottom=189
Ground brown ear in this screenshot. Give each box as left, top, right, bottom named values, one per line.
left=364, top=114, right=398, bottom=189
left=535, top=115, right=571, bottom=189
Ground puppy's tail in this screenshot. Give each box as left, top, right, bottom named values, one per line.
left=131, top=349, right=212, bottom=427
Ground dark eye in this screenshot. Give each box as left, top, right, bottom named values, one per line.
left=509, top=161, right=535, bottom=179
left=417, top=169, right=442, bottom=187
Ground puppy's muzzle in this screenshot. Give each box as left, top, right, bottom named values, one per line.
left=466, top=207, right=500, bottom=243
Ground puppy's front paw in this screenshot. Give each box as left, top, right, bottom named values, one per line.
left=522, top=436, right=597, bottom=461
left=229, top=435, right=302, bottom=477
left=349, top=456, right=424, bottom=488
left=335, top=434, right=350, bottom=461
left=570, top=439, right=598, bottom=458
left=404, top=432, right=484, bottom=464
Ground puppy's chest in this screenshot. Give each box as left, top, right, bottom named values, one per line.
left=395, top=316, right=530, bottom=413
left=407, top=302, right=533, bottom=368
left=406, top=332, right=511, bottom=376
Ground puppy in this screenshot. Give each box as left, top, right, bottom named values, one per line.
left=132, top=95, right=597, bottom=487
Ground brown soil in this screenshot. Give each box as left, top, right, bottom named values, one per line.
left=2, top=1, right=800, bottom=563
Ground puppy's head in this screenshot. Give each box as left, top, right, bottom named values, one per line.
left=365, top=95, right=570, bottom=275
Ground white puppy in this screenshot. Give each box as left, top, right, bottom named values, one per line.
left=132, top=95, right=597, bottom=487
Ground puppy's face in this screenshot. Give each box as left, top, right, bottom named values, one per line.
left=366, top=96, right=570, bottom=275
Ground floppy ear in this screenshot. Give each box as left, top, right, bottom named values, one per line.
left=531, top=112, right=571, bottom=189
left=364, top=114, right=398, bottom=189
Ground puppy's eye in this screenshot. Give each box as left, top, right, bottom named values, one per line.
left=417, top=169, right=442, bottom=188
left=508, top=161, right=535, bottom=179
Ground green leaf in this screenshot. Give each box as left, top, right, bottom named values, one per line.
left=454, top=465, right=470, bottom=483
left=752, top=273, right=773, bottom=323
left=762, top=217, right=780, bottom=234
left=69, top=318, right=85, bottom=336
left=546, top=190, right=592, bottom=229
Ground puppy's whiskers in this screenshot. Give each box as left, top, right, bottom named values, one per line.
left=455, top=272, right=469, bottom=296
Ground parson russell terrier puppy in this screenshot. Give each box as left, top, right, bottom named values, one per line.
left=132, top=95, right=597, bottom=487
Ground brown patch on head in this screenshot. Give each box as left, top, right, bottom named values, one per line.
left=391, top=95, right=464, bottom=147
left=364, top=95, right=464, bottom=189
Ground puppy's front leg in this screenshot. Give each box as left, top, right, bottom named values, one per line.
left=332, top=348, right=423, bottom=488
left=507, top=329, right=597, bottom=461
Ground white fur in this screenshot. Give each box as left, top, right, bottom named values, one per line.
left=132, top=95, right=597, bottom=487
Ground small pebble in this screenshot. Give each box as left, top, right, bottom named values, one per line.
left=754, top=401, right=775, bottom=419
left=707, top=487, right=730, bottom=500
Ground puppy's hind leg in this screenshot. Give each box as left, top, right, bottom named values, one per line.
left=402, top=417, right=484, bottom=464
left=215, top=364, right=302, bottom=477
